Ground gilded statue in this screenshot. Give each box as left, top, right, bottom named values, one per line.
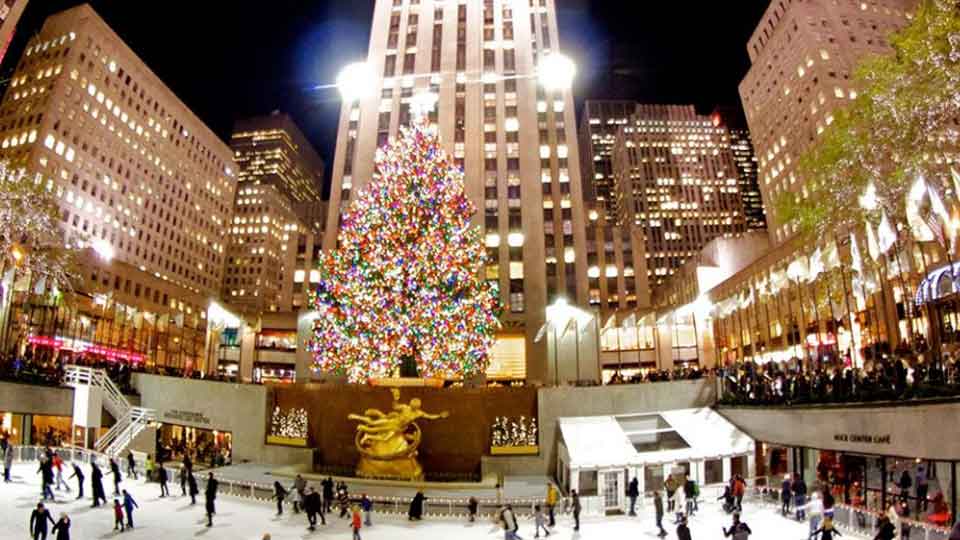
left=348, top=388, right=449, bottom=481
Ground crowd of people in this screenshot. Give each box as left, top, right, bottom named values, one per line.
left=605, top=366, right=711, bottom=386
left=718, top=354, right=960, bottom=405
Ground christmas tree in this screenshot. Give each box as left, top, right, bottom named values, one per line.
left=309, top=117, right=500, bottom=383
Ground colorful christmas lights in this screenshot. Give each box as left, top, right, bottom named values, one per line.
left=308, top=119, right=501, bottom=383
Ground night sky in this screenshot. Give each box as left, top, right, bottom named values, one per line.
left=5, top=1, right=771, bottom=192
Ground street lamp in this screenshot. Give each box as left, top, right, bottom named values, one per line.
left=537, top=53, right=577, bottom=92
left=336, top=62, right=377, bottom=103
left=91, top=238, right=114, bottom=262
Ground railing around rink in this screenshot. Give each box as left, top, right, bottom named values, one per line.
left=749, top=477, right=954, bottom=540
left=11, top=445, right=557, bottom=519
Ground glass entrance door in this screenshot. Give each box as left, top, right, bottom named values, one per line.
left=601, top=470, right=623, bottom=512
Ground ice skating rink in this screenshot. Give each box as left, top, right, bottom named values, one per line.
left=3, top=463, right=822, bottom=539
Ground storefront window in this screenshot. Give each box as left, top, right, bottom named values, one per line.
left=256, top=330, right=297, bottom=351
left=157, top=423, right=232, bottom=468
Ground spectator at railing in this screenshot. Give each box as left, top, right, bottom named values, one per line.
left=603, top=366, right=713, bottom=386
left=718, top=353, right=960, bottom=406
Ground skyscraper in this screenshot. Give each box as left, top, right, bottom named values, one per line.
left=577, top=99, right=635, bottom=222
left=739, top=0, right=916, bottom=245
left=711, top=107, right=765, bottom=232
left=225, top=112, right=325, bottom=314
left=323, top=0, right=589, bottom=382
left=613, top=104, right=748, bottom=293
left=0, top=4, right=237, bottom=372
left=0, top=0, right=27, bottom=66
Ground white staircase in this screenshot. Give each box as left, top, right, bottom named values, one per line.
left=63, top=365, right=156, bottom=457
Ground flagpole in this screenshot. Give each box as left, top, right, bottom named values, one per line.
left=891, top=236, right=915, bottom=346
left=835, top=236, right=857, bottom=363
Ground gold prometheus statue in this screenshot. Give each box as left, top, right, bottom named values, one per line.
left=348, top=388, right=449, bottom=481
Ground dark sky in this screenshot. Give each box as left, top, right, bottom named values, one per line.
left=5, top=1, right=770, bottom=192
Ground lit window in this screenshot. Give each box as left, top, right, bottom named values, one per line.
left=507, top=232, right=524, bottom=247
left=509, top=261, right=524, bottom=280
left=44, top=134, right=55, bottom=149
left=294, top=270, right=305, bottom=283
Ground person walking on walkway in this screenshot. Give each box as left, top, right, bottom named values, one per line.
left=628, top=477, right=640, bottom=516
left=108, top=458, right=122, bottom=496
left=112, top=499, right=125, bottom=532
left=126, top=451, right=137, bottom=481
left=158, top=462, right=169, bottom=497
left=204, top=472, right=218, bottom=527
left=51, top=513, right=70, bottom=540
left=273, top=481, right=288, bottom=516
left=187, top=470, right=199, bottom=505
left=654, top=490, right=667, bottom=537
left=546, top=482, right=558, bottom=527
left=69, top=463, right=83, bottom=499
left=806, top=491, right=824, bottom=538
left=793, top=474, right=808, bottom=521
left=90, top=462, right=106, bottom=507
left=351, top=505, right=363, bottom=540
left=571, top=489, right=582, bottom=532
left=781, top=474, right=793, bottom=516
left=30, top=502, right=55, bottom=540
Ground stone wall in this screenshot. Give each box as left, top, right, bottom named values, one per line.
left=719, top=400, right=960, bottom=460
left=486, top=378, right=718, bottom=478
left=270, top=384, right=538, bottom=476
left=0, top=381, right=73, bottom=417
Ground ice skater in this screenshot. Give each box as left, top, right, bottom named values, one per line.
left=273, top=481, right=288, bottom=515
left=533, top=504, right=550, bottom=537
left=90, top=462, right=106, bottom=507
left=304, top=486, right=325, bottom=529
left=187, top=469, right=199, bottom=505
left=126, top=451, right=137, bottom=480
left=30, top=502, right=56, bottom=540
left=69, top=463, right=84, bottom=499
left=677, top=514, right=692, bottom=540
left=112, top=499, right=125, bottom=532
left=108, top=457, right=122, bottom=496
left=51, top=513, right=71, bottom=540
left=628, top=476, right=640, bottom=516
left=52, top=453, right=69, bottom=492
left=361, top=493, right=372, bottom=526
left=122, top=489, right=138, bottom=529
left=351, top=504, right=363, bottom=540
left=571, top=489, right=581, bottom=532
left=37, top=457, right=54, bottom=501
left=205, top=472, right=218, bottom=527
left=158, top=461, right=169, bottom=497
left=2, top=438, right=13, bottom=482
left=654, top=490, right=667, bottom=537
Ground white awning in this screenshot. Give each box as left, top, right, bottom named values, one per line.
left=558, top=408, right=753, bottom=471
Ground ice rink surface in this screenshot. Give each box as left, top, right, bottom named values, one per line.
left=3, top=463, right=826, bottom=539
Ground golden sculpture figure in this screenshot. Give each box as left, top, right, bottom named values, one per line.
left=348, top=388, right=449, bottom=481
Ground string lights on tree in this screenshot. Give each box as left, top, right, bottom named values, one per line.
left=308, top=101, right=501, bottom=383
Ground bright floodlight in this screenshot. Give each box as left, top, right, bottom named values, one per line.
left=92, top=238, right=114, bottom=261
left=336, top=62, right=376, bottom=103
left=537, top=53, right=576, bottom=91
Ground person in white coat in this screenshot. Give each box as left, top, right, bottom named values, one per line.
left=674, top=484, right=687, bottom=524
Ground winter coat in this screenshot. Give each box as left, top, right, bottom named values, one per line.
left=188, top=473, right=199, bottom=496
left=52, top=517, right=71, bottom=540
left=677, top=523, right=692, bottom=540
left=3, top=444, right=12, bottom=468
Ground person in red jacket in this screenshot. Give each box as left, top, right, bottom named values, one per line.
left=351, top=505, right=363, bottom=540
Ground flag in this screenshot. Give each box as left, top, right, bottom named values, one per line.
left=601, top=313, right=616, bottom=331
left=850, top=233, right=863, bottom=274
left=824, top=240, right=841, bottom=270
left=787, top=257, right=808, bottom=282
left=877, top=211, right=896, bottom=254
left=534, top=322, right=548, bottom=343
left=865, top=221, right=881, bottom=261
left=926, top=184, right=951, bottom=249
left=621, top=312, right=636, bottom=329
left=907, top=176, right=936, bottom=242
left=560, top=315, right=577, bottom=339
left=952, top=168, right=960, bottom=202
left=808, top=247, right=825, bottom=282
left=32, top=275, right=46, bottom=295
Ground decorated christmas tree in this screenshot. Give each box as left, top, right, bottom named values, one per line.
left=309, top=115, right=500, bottom=383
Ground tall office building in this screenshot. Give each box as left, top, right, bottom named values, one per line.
left=0, top=0, right=27, bottom=66
left=0, top=5, right=237, bottom=372
left=323, top=0, right=589, bottom=382
left=225, top=112, right=325, bottom=314
left=739, top=0, right=916, bottom=245
left=577, top=99, right=635, bottom=222
left=612, top=104, right=748, bottom=293
left=710, top=107, right=765, bottom=232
